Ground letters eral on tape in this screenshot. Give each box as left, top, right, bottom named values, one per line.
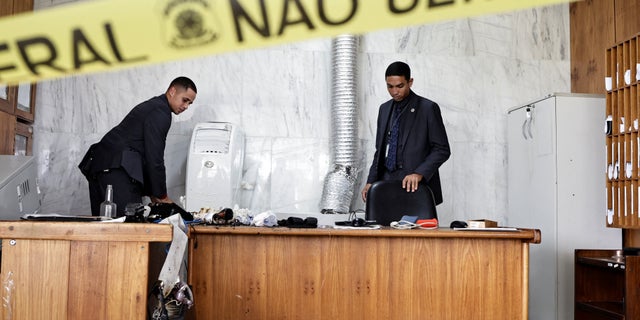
left=0, top=0, right=574, bottom=85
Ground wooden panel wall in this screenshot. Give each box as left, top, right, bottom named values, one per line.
left=571, top=0, right=640, bottom=245
left=571, top=0, right=640, bottom=94
left=0, top=0, right=13, bottom=15
left=570, top=0, right=615, bottom=94
left=614, top=0, right=640, bottom=41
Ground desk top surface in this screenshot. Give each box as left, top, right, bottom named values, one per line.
left=0, top=221, right=540, bottom=244
left=189, top=225, right=541, bottom=243
left=0, top=221, right=173, bottom=242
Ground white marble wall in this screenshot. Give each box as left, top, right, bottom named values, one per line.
left=32, top=1, right=570, bottom=225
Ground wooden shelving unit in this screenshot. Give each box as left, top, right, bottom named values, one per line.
left=575, top=249, right=640, bottom=319
left=576, top=32, right=640, bottom=320
left=606, top=32, right=640, bottom=228
left=0, top=0, right=35, bottom=156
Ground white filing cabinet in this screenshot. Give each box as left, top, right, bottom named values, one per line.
left=507, top=93, right=621, bottom=320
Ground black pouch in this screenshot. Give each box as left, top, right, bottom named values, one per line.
left=278, top=217, right=318, bottom=228
left=148, top=203, right=194, bottom=221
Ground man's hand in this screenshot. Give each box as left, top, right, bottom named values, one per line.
left=402, top=173, right=423, bottom=192
left=151, top=195, right=173, bottom=204
left=361, top=183, right=372, bottom=202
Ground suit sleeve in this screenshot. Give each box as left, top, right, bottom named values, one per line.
left=366, top=106, right=388, bottom=184
left=143, top=109, right=170, bottom=198
left=413, top=102, right=450, bottom=180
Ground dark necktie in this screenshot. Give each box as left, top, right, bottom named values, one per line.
left=385, top=104, right=404, bottom=171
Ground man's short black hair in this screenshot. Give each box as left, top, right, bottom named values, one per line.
left=170, top=76, right=197, bottom=93
left=385, top=61, right=411, bottom=81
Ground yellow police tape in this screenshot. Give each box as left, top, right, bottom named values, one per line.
left=0, top=0, right=574, bottom=85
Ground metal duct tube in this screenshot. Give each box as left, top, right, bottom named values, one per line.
left=320, top=34, right=360, bottom=214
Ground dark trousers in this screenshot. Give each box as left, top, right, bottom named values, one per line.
left=87, top=168, right=143, bottom=217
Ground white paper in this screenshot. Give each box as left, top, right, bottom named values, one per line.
left=333, top=225, right=382, bottom=230
left=625, top=69, right=631, bottom=85
left=159, top=214, right=188, bottom=297
left=624, top=187, right=627, bottom=217
left=631, top=182, right=635, bottom=218
left=453, top=227, right=519, bottom=232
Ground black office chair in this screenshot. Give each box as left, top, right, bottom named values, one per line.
left=365, top=180, right=437, bottom=226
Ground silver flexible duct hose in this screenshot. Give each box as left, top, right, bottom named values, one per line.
left=320, top=34, right=360, bottom=214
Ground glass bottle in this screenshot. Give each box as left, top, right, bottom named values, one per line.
left=100, top=184, right=117, bottom=218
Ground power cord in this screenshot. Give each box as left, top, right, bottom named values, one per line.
left=349, top=209, right=365, bottom=221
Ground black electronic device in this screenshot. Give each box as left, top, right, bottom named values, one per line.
left=365, top=180, right=437, bottom=226
left=334, top=218, right=370, bottom=227
left=351, top=218, right=366, bottom=227
left=277, top=217, right=318, bottom=228
left=450, top=220, right=468, bottom=229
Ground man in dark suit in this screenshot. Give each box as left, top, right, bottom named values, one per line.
left=79, top=76, right=197, bottom=216
left=362, top=62, right=450, bottom=206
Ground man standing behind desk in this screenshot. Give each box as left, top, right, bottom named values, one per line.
left=79, top=76, right=197, bottom=216
left=361, top=62, right=450, bottom=206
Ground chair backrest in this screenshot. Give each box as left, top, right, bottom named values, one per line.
left=365, top=180, right=437, bottom=226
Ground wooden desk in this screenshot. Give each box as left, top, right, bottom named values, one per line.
left=188, top=226, right=541, bottom=320
left=0, top=221, right=172, bottom=320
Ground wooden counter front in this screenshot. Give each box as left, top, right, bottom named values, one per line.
left=0, top=221, right=172, bottom=320
left=187, top=226, right=541, bottom=320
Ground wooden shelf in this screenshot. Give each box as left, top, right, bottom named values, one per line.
left=0, top=0, right=35, bottom=156
left=575, top=249, right=640, bottom=319
left=606, top=32, right=640, bottom=228
left=575, top=301, right=624, bottom=320
left=576, top=256, right=626, bottom=269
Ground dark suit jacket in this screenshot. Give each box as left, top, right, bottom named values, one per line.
left=79, top=94, right=171, bottom=198
left=366, top=91, right=450, bottom=205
